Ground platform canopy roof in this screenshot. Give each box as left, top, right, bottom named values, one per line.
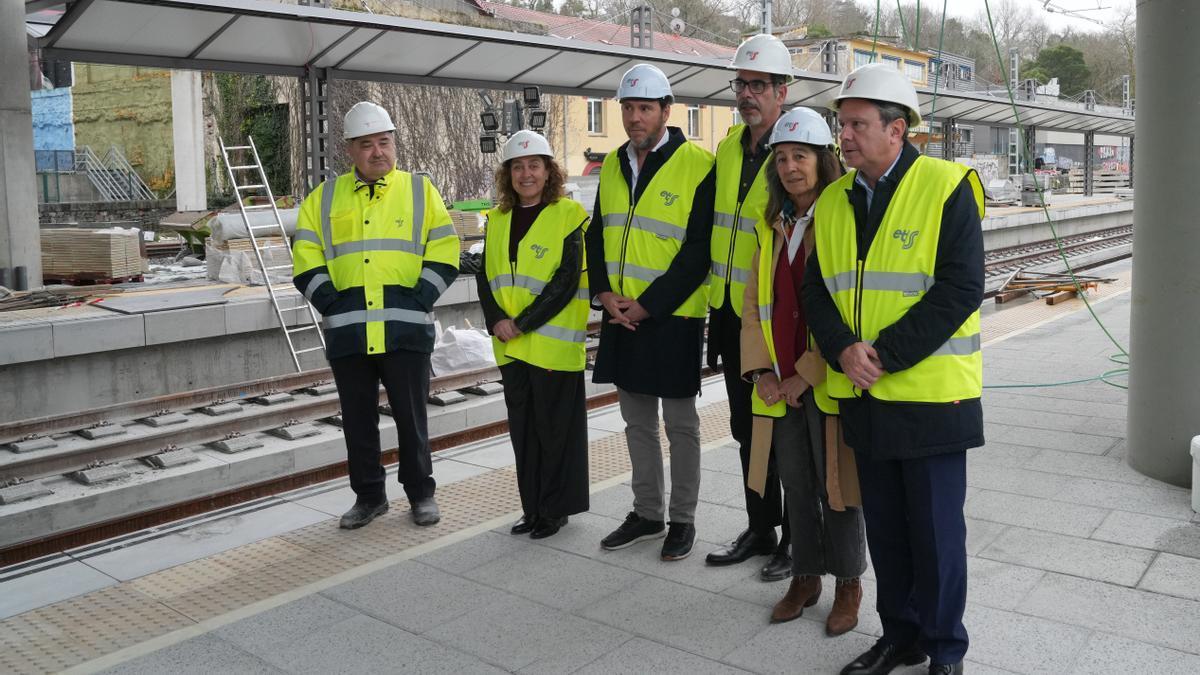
left=26, top=0, right=1133, bottom=135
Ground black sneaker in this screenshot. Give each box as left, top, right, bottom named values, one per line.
left=661, top=522, right=696, bottom=561
left=601, top=511, right=666, bottom=550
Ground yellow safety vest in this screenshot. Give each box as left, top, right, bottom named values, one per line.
left=483, top=199, right=591, bottom=372
left=750, top=220, right=839, bottom=418
left=598, top=142, right=714, bottom=318
left=813, top=155, right=986, bottom=402
left=292, top=168, right=460, bottom=355
left=711, top=125, right=768, bottom=316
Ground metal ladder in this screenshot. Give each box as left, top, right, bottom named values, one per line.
left=218, top=136, right=326, bottom=371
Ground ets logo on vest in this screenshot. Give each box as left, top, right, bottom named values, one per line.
left=892, top=228, right=920, bottom=250
left=530, top=244, right=550, bottom=259
left=660, top=190, right=680, bottom=206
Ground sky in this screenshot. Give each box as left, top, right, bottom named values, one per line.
left=885, top=0, right=1128, bottom=33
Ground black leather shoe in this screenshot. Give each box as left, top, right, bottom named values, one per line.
left=661, top=522, right=696, bottom=561
left=929, top=663, right=963, bottom=675
left=759, top=549, right=793, bottom=582
left=530, top=515, right=567, bottom=539
left=510, top=514, right=536, bottom=535
left=840, top=641, right=927, bottom=675
left=705, top=528, right=777, bottom=566
left=411, top=497, right=441, bottom=526
left=339, top=500, right=389, bottom=529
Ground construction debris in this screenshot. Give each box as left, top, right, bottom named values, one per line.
left=994, top=270, right=1115, bottom=305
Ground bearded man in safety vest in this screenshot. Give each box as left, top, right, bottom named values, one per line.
left=292, top=101, right=460, bottom=531
left=586, top=64, right=715, bottom=562
left=704, top=33, right=795, bottom=580
left=801, top=64, right=985, bottom=675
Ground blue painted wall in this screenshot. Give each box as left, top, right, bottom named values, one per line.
left=31, top=86, right=75, bottom=172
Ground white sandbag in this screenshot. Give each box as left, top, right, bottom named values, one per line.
left=210, top=208, right=300, bottom=243
left=430, top=325, right=496, bottom=376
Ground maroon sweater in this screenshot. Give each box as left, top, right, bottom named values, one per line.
left=771, top=229, right=808, bottom=380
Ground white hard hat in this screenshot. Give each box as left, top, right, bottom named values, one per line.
left=616, top=64, right=672, bottom=101
left=501, top=130, right=553, bottom=163
left=832, top=62, right=922, bottom=128
left=768, top=107, right=834, bottom=147
left=343, top=101, right=395, bottom=140
left=730, top=34, right=794, bottom=79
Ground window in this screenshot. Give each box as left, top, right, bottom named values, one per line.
left=882, top=55, right=901, bottom=71
left=586, top=98, right=604, bottom=134
left=904, top=60, right=925, bottom=83
left=959, top=65, right=973, bottom=82
left=731, top=109, right=741, bottom=126
left=687, top=105, right=701, bottom=138
left=853, top=49, right=874, bottom=68
left=960, top=128, right=973, bottom=144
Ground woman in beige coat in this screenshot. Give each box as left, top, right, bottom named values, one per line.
left=740, top=107, right=867, bottom=636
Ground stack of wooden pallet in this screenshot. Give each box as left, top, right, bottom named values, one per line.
left=994, top=271, right=1112, bottom=305
left=449, top=210, right=485, bottom=252
left=41, top=228, right=144, bottom=283
left=1066, top=169, right=1130, bottom=194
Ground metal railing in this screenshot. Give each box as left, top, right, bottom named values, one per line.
left=74, top=145, right=157, bottom=202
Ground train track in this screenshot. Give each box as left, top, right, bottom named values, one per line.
left=984, top=225, right=1133, bottom=281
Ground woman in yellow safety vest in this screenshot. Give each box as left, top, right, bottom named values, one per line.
left=476, top=130, right=591, bottom=540
left=740, top=108, right=867, bottom=636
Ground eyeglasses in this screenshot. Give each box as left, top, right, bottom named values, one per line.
left=729, top=78, right=773, bottom=94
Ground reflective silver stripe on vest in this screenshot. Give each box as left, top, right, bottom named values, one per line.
left=930, top=334, right=981, bottom=357
left=319, top=175, right=337, bottom=259
left=323, top=307, right=434, bottom=329
left=410, top=175, right=426, bottom=244
left=608, top=261, right=664, bottom=285
left=427, top=223, right=455, bottom=241
left=303, top=272, right=331, bottom=301
left=824, top=271, right=858, bottom=295
left=758, top=303, right=772, bottom=319
left=861, top=271, right=935, bottom=294
left=711, top=261, right=751, bottom=284
left=713, top=211, right=757, bottom=234
left=489, top=273, right=547, bottom=295
left=330, top=238, right=423, bottom=258
left=534, top=324, right=586, bottom=343
left=419, top=267, right=448, bottom=295
left=603, top=213, right=684, bottom=241
left=294, top=229, right=322, bottom=247
left=576, top=287, right=591, bottom=301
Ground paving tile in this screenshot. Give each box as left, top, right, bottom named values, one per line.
left=579, top=576, right=767, bottom=660
left=593, top=534, right=760, bottom=593
left=966, top=557, right=1045, bottom=610
left=983, top=405, right=1094, bottom=434
left=962, top=604, right=1092, bottom=675
left=574, top=636, right=752, bottom=675
left=966, top=463, right=1071, bottom=499
left=587, top=484, right=638, bottom=521
left=101, top=634, right=283, bottom=674
left=1068, top=633, right=1200, bottom=675
left=983, top=391, right=1127, bottom=419
left=693, top=500, right=756, bottom=548
left=979, top=526, right=1154, bottom=586
left=423, top=593, right=629, bottom=673
left=721, top=574, right=884, bottom=639
left=1069, top=414, right=1126, bottom=438
left=415, top=530, right=532, bottom=575
left=996, top=425, right=1120, bottom=455
left=82, top=501, right=332, bottom=581
left=1056, top=477, right=1196, bottom=520
left=212, top=593, right=358, bottom=659
left=1023, top=449, right=1148, bottom=486
left=320, top=560, right=507, bottom=633
left=965, top=489, right=1109, bottom=537
left=701, top=443, right=747, bottom=476
left=432, top=457, right=494, bottom=485
left=521, top=511, right=623, bottom=559
left=586, top=410, right=627, bottom=433
left=697, top=467, right=748, bottom=507
left=1091, top=510, right=1200, bottom=559
left=1019, top=572, right=1200, bottom=655
left=285, top=482, right=358, bottom=517
left=966, top=517, right=1009, bottom=556
left=721, top=612, right=877, bottom=674
left=1138, top=553, right=1200, bottom=601
left=463, top=545, right=643, bottom=611
left=0, top=559, right=117, bottom=619
left=445, top=438, right=517, bottom=469
left=254, top=612, right=504, bottom=674
left=968, top=442, right=1042, bottom=469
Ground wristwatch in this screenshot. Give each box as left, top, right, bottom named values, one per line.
left=750, top=370, right=767, bottom=383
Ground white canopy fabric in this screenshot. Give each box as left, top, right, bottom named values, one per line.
left=29, top=0, right=1133, bottom=135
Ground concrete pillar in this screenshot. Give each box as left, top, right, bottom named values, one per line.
left=1127, top=0, right=1200, bottom=487
left=0, top=2, right=42, bottom=287
left=170, top=70, right=206, bottom=211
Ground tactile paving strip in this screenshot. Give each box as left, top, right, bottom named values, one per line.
left=0, top=399, right=734, bottom=674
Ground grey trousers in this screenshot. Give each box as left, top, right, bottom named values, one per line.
left=618, top=388, right=701, bottom=524
left=773, top=394, right=867, bottom=579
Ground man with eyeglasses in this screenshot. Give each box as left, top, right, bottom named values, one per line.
left=704, top=33, right=796, bottom=582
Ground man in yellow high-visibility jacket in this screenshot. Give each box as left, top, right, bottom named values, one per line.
left=705, top=33, right=794, bottom=580
left=802, top=65, right=984, bottom=675
left=586, top=64, right=715, bottom=562
left=292, top=102, right=459, bottom=531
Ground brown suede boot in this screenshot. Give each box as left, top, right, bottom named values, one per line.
left=826, top=577, right=862, bottom=636
left=770, top=575, right=821, bottom=623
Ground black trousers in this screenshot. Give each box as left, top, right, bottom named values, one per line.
left=856, top=450, right=969, bottom=665
left=500, top=360, right=590, bottom=519
left=330, top=350, right=436, bottom=504
left=711, top=302, right=787, bottom=542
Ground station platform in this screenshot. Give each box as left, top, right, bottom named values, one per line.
left=4, top=259, right=1198, bottom=675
